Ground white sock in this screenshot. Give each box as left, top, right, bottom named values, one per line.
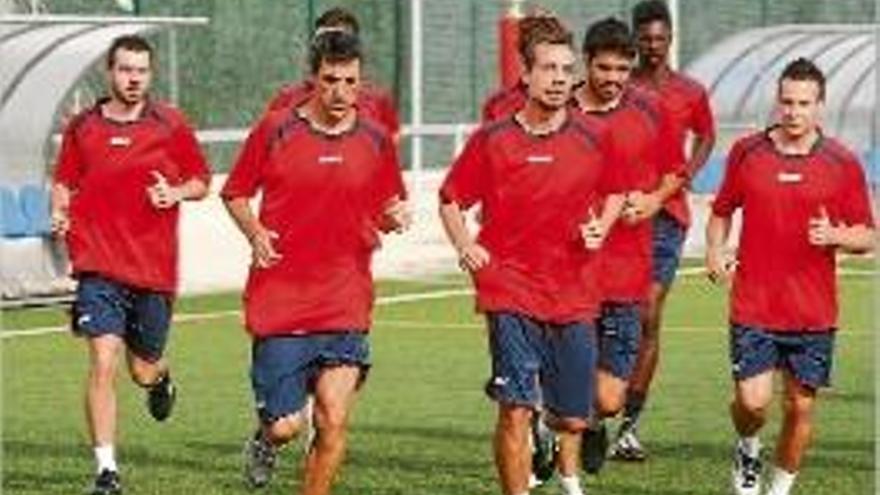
left=94, top=445, right=117, bottom=473
left=739, top=435, right=761, bottom=457
left=767, top=466, right=797, bottom=495
left=559, top=474, right=584, bottom=495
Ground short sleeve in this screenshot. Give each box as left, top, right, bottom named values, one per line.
left=711, top=140, right=748, bottom=217
left=439, top=128, right=489, bottom=209
left=221, top=117, right=272, bottom=199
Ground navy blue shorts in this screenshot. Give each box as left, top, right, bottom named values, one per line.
left=485, top=312, right=596, bottom=420
left=729, top=323, right=835, bottom=389
left=652, top=210, right=685, bottom=288
left=72, top=274, right=172, bottom=362
left=596, top=302, right=641, bottom=379
left=251, top=332, right=370, bottom=423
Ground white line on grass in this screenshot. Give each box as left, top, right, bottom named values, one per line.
left=1, top=288, right=474, bottom=339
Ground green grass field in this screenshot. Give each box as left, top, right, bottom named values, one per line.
left=2, top=266, right=875, bottom=494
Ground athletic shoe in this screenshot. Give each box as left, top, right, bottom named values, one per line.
left=731, top=441, right=763, bottom=495
left=609, top=423, right=647, bottom=462
left=243, top=428, right=277, bottom=489
left=530, top=413, right=557, bottom=484
left=89, top=469, right=121, bottom=495
left=581, top=422, right=609, bottom=475
left=147, top=372, right=176, bottom=422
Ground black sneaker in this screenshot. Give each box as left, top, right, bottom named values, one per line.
left=89, top=469, right=121, bottom=495
left=147, top=372, right=176, bottom=422
left=530, top=414, right=557, bottom=484
left=609, top=421, right=647, bottom=462
left=581, top=422, right=609, bottom=475
left=243, top=428, right=277, bottom=489
left=731, top=441, right=762, bottom=495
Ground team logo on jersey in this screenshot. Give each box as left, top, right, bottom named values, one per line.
left=526, top=155, right=554, bottom=165
left=109, top=135, right=132, bottom=147
left=318, top=155, right=344, bottom=165
left=777, top=171, right=803, bottom=184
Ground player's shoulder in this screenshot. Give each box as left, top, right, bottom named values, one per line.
left=64, top=101, right=102, bottom=134
left=144, top=100, right=194, bottom=130
left=568, top=110, right=611, bottom=148
left=728, top=129, right=770, bottom=165
left=356, top=115, right=395, bottom=152
left=670, top=71, right=709, bottom=98
left=816, top=134, right=860, bottom=168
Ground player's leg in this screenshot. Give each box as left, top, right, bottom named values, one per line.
left=125, top=289, right=175, bottom=421
left=766, top=331, right=833, bottom=495
left=73, top=275, right=128, bottom=495
left=485, top=312, right=543, bottom=495
left=541, top=320, right=596, bottom=495
left=588, top=302, right=640, bottom=471
left=243, top=335, right=313, bottom=488
left=302, top=365, right=362, bottom=495
left=729, top=324, right=777, bottom=495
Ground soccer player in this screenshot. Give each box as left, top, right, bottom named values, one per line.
left=612, top=0, right=717, bottom=461
left=707, top=58, right=875, bottom=495
left=222, top=30, right=409, bottom=495
left=265, top=7, right=400, bottom=141
left=50, top=35, right=211, bottom=495
left=568, top=17, right=685, bottom=476
left=439, top=25, right=623, bottom=495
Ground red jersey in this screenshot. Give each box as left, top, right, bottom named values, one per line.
left=712, top=129, right=874, bottom=331
left=481, top=81, right=528, bottom=122
left=54, top=99, right=211, bottom=293
left=632, top=70, right=715, bottom=228
left=581, top=87, right=685, bottom=302
left=221, top=110, right=405, bottom=337
left=265, top=79, right=400, bottom=137
left=440, top=112, right=624, bottom=323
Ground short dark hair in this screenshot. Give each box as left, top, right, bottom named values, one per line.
left=106, top=34, right=153, bottom=69
left=518, top=15, right=572, bottom=70
left=315, top=7, right=359, bottom=35
left=778, top=57, right=826, bottom=101
left=582, top=17, right=635, bottom=60
left=632, top=0, right=672, bottom=30
left=308, top=29, right=362, bottom=75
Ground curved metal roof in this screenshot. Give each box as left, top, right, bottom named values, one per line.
left=0, top=15, right=207, bottom=185
left=686, top=24, right=876, bottom=152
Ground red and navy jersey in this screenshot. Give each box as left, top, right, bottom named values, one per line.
left=580, top=87, right=685, bottom=302
left=265, top=79, right=400, bottom=138
left=632, top=70, right=715, bottom=228
left=481, top=81, right=528, bottom=122
left=712, top=129, right=874, bottom=331
left=54, top=99, right=211, bottom=293
left=440, top=111, right=625, bottom=323
left=221, top=109, right=405, bottom=337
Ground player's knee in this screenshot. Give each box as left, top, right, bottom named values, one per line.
left=267, top=415, right=300, bottom=444
left=129, top=362, right=160, bottom=387
left=735, top=396, right=769, bottom=420
left=554, top=417, right=589, bottom=433
left=90, top=357, right=119, bottom=384
left=497, top=404, right=531, bottom=430
left=315, top=405, right=349, bottom=435
left=782, top=393, right=814, bottom=420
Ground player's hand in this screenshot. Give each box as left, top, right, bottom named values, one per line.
left=808, top=206, right=839, bottom=248
left=147, top=171, right=182, bottom=209
left=705, top=247, right=735, bottom=285
left=248, top=224, right=282, bottom=268
left=580, top=208, right=606, bottom=251
left=50, top=207, right=70, bottom=236
left=378, top=198, right=412, bottom=234
left=457, top=242, right=490, bottom=273
left=622, top=190, right=662, bottom=224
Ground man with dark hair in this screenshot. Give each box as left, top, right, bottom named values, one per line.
left=265, top=7, right=400, bottom=141
left=480, top=12, right=567, bottom=122
left=707, top=57, right=874, bottom=495
left=224, top=29, right=409, bottom=495
left=567, top=16, right=686, bottom=477
left=51, top=34, right=211, bottom=495
left=440, top=24, right=624, bottom=495
left=611, top=0, right=717, bottom=462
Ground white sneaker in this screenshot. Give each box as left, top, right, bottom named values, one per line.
left=731, top=441, right=762, bottom=495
